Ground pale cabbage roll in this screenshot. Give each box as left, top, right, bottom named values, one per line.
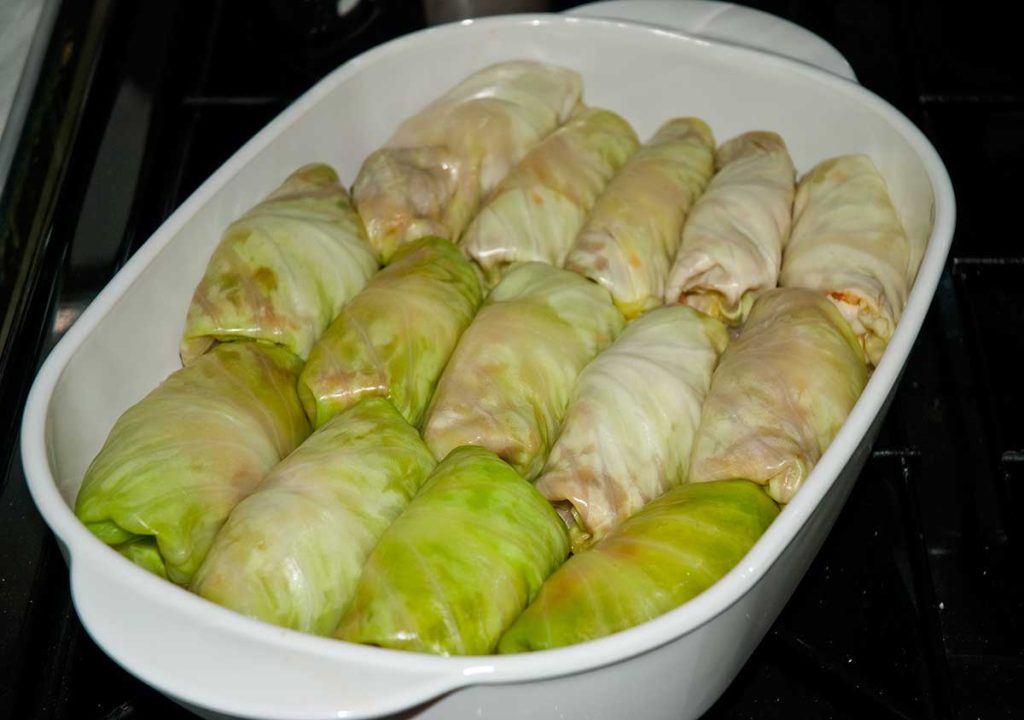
left=779, top=154, right=911, bottom=365
left=423, top=262, right=624, bottom=480
left=180, top=164, right=378, bottom=364
left=666, top=131, right=796, bottom=324
left=688, top=288, right=869, bottom=503
left=498, top=480, right=779, bottom=652
left=536, top=305, right=728, bottom=550
left=352, top=61, right=583, bottom=261
left=298, top=237, right=482, bottom=429
left=75, top=344, right=311, bottom=585
left=336, top=446, right=569, bottom=656
left=565, top=118, right=715, bottom=319
left=460, top=107, right=639, bottom=285
left=191, top=398, right=436, bottom=636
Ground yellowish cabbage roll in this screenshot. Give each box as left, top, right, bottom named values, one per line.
left=665, top=131, right=796, bottom=324
left=779, top=154, right=910, bottom=365
left=460, top=107, right=639, bottom=285
left=191, top=398, right=436, bottom=636
left=75, top=344, right=311, bottom=585
left=336, top=446, right=569, bottom=656
left=536, top=305, right=728, bottom=550
left=688, top=288, right=868, bottom=503
left=498, top=480, right=779, bottom=653
left=298, top=237, right=482, bottom=429
left=565, top=118, right=715, bottom=319
left=352, top=61, right=582, bottom=261
left=180, top=164, right=377, bottom=364
left=422, top=262, right=624, bottom=480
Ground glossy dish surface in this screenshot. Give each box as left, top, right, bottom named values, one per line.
left=567, top=0, right=857, bottom=81
left=20, top=14, right=954, bottom=720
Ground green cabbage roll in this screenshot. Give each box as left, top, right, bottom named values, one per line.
left=666, top=131, right=796, bottom=324
left=688, top=288, right=868, bottom=503
left=536, top=305, right=728, bottom=551
left=565, top=117, right=715, bottom=319
left=460, top=107, right=639, bottom=285
left=779, top=154, right=911, bottom=365
left=115, top=537, right=170, bottom=580
left=353, top=61, right=583, bottom=261
left=336, top=446, right=570, bottom=655
left=180, top=164, right=378, bottom=364
left=191, top=398, right=436, bottom=636
left=298, top=237, right=482, bottom=429
left=422, top=262, right=625, bottom=480
left=498, top=480, right=779, bottom=653
left=75, top=343, right=311, bottom=585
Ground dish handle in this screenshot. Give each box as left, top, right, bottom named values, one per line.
left=70, top=546, right=465, bottom=719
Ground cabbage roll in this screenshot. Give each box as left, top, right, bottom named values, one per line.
left=688, top=288, right=868, bottom=503
left=565, top=118, right=715, bottom=318
left=353, top=61, right=583, bottom=261
left=423, top=262, right=624, bottom=480
left=298, top=237, right=482, bottom=429
left=191, top=398, right=436, bottom=636
left=666, top=131, right=796, bottom=324
left=180, top=164, right=378, bottom=364
left=336, top=446, right=570, bottom=655
left=498, top=480, right=779, bottom=653
left=779, top=154, right=910, bottom=365
left=536, top=305, right=728, bottom=550
left=460, top=107, right=639, bottom=285
left=75, top=343, right=310, bottom=585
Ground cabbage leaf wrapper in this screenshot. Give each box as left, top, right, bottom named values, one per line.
left=191, top=398, right=436, bottom=636
left=460, top=107, right=639, bottom=285
left=423, top=262, right=624, bottom=480
left=688, top=288, right=868, bottom=504
left=666, top=131, right=796, bottom=324
left=498, top=480, right=778, bottom=653
left=75, top=343, right=311, bottom=585
left=779, top=154, right=911, bottom=365
left=336, top=446, right=570, bottom=655
left=298, top=237, right=482, bottom=429
left=352, top=61, right=583, bottom=261
left=180, top=164, right=378, bottom=364
left=565, top=117, right=715, bottom=319
left=536, top=305, right=728, bottom=551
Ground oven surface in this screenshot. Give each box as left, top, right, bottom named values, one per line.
left=0, top=1, right=1020, bottom=718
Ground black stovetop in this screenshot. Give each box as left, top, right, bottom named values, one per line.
left=1, top=1, right=1021, bottom=718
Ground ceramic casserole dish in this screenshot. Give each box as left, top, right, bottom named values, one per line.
left=20, top=14, right=955, bottom=720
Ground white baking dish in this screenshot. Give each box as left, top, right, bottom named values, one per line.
left=20, top=14, right=954, bottom=720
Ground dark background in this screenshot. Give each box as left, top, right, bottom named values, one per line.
left=0, top=1, right=1021, bottom=718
